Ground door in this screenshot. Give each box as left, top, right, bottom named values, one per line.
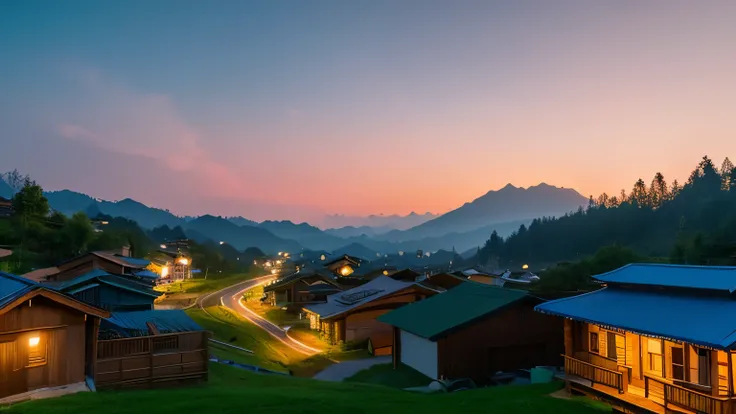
left=0, top=340, right=27, bottom=399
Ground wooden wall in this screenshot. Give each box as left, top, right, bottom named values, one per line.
left=0, top=297, right=90, bottom=399
left=436, top=299, right=564, bottom=381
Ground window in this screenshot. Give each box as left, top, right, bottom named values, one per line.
left=672, top=346, right=685, bottom=380
left=26, top=333, right=47, bottom=367
left=697, top=347, right=711, bottom=386
left=590, top=332, right=599, bottom=353
left=607, top=332, right=618, bottom=362
left=647, top=339, right=663, bottom=374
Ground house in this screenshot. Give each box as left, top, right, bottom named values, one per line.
left=535, top=263, right=736, bottom=414
left=379, top=282, right=563, bottom=381
left=0, top=272, right=109, bottom=402
left=459, top=268, right=511, bottom=286
left=44, top=251, right=151, bottom=283
left=0, top=196, right=13, bottom=217
left=263, top=266, right=343, bottom=307
left=51, top=269, right=161, bottom=312
left=323, top=254, right=365, bottom=277
left=303, top=276, right=439, bottom=346
left=149, top=248, right=192, bottom=283
left=420, top=272, right=468, bottom=291
left=99, top=309, right=203, bottom=339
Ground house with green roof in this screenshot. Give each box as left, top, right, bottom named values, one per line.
left=378, top=282, right=563, bottom=381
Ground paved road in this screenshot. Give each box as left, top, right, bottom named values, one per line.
left=198, top=274, right=322, bottom=356
left=312, top=356, right=392, bottom=382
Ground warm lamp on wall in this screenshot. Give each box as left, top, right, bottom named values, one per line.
left=340, top=266, right=353, bottom=276
left=29, top=336, right=40, bottom=347
left=178, top=258, right=189, bottom=265
left=522, top=264, right=529, bottom=270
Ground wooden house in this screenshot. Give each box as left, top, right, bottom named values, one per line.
left=149, top=245, right=192, bottom=283
left=44, top=251, right=151, bottom=283
left=263, top=267, right=343, bottom=307
left=323, top=254, right=365, bottom=277
left=379, top=282, right=563, bottom=381
left=303, top=276, right=439, bottom=346
left=0, top=272, right=109, bottom=402
left=52, top=269, right=161, bottom=312
left=536, top=263, right=736, bottom=414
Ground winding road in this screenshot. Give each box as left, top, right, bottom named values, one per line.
left=198, top=274, right=322, bottom=356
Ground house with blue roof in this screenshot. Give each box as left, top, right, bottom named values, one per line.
left=0, top=271, right=109, bottom=402
left=52, top=269, right=161, bottom=312
left=536, top=263, right=736, bottom=414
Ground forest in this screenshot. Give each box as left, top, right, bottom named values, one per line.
left=0, top=173, right=260, bottom=275
left=476, top=156, right=736, bottom=291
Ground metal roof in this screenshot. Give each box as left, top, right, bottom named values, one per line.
left=102, top=310, right=203, bottom=337
left=378, top=282, right=528, bottom=340
left=0, top=271, right=37, bottom=308
left=56, top=270, right=160, bottom=298
left=535, top=287, right=736, bottom=350
left=132, top=270, right=160, bottom=279
left=304, top=276, right=419, bottom=319
left=594, top=263, right=736, bottom=292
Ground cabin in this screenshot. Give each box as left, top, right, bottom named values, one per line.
left=535, top=263, right=736, bottom=414
left=263, top=267, right=343, bottom=307
left=44, top=251, right=151, bottom=283
left=420, top=272, right=468, bottom=291
left=0, top=272, right=109, bottom=403
left=303, top=276, right=439, bottom=346
left=149, top=245, right=192, bottom=283
left=323, top=254, right=365, bottom=277
left=379, top=282, right=563, bottom=382
left=51, top=269, right=161, bottom=312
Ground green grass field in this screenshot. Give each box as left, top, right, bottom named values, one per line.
left=1, top=363, right=610, bottom=414
left=346, top=363, right=433, bottom=389
left=157, top=272, right=256, bottom=295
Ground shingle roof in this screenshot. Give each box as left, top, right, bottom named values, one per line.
left=102, top=310, right=202, bottom=337
left=304, top=276, right=421, bottom=319
left=536, top=287, right=736, bottom=350
left=378, top=282, right=528, bottom=340
left=594, top=263, right=736, bottom=292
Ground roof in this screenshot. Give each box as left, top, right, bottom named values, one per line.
left=536, top=287, right=736, bottom=350
left=378, top=282, right=528, bottom=340
left=91, top=251, right=151, bottom=269
left=0, top=271, right=37, bottom=308
left=102, top=310, right=202, bottom=337
left=594, top=263, right=736, bottom=292
left=323, top=254, right=364, bottom=267
left=0, top=248, right=12, bottom=259
left=22, top=266, right=59, bottom=282
left=264, top=266, right=339, bottom=292
left=0, top=272, right=109, bottom=317
left=303, top=276, right=421, bottom=319
left=132, top=270, right=160, bottom=279
left=56, top=270, right=160, bottom=298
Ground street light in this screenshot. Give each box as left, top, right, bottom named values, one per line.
left=219, top=241, right=225, bottom=245
left=160, top=244, right=167, bottom=249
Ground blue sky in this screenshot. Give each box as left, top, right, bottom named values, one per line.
left=2, top=1, right=736, bottom=222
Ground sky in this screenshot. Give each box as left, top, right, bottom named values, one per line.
left=1, top=1, right=736, bottom=223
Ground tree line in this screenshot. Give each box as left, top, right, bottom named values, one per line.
left=475, top=156, right=736, bottom=291
left=0, top=173, right=262, bottom=275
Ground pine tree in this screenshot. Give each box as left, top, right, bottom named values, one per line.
left=631, top=179, right=649, bottom=207
left=721, top=157, right=734, bottom=191
left=671, top=179, right=681, bottom=199
left=649, top=172, right=669, bottom=208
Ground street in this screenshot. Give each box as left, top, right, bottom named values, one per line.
left=198, top=274, right=322, bottom=356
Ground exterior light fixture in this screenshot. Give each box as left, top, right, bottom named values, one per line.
left=178, top=258, right=189, bottom=265
left=29, top=336, right=40, bottom=347
left=522, top=264, right=529, bottom=270
left=160, top=244, right=167, bottom=249
left=219, top=241, right=225, bottom=245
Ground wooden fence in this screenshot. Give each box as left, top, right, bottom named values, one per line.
left=96, top=331, right=210, bottom=389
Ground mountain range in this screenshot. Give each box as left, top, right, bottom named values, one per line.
left=319, top=212, right=438, bottom=230
left=4, top=176, right=586, bottom=256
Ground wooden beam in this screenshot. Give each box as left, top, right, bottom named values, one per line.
left=564, top=319, right=574, bottom=357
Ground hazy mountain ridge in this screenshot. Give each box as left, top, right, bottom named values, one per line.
left=319, top=211, right=438, bottom=230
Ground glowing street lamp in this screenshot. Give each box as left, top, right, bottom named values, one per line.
left=219, top=241, right=225, bottom=245
left=160, top=244, right=167, bottom=249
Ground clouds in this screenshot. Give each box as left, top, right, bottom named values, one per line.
left=54, top=68, right=246, bottom=198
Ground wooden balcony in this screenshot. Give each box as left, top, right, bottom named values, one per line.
left=645, top=375, right=733, bottom=414
left=563, top=354, right=625, bottom=393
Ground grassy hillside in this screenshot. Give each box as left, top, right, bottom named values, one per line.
left=3, top=363, right=609, bottom=414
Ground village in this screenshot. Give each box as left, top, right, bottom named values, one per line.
left=2, top=234, right=736, bottom=414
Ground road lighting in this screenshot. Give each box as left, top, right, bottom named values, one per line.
left=219, top=241, right=225, bottom=245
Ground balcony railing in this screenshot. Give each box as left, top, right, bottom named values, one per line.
left=645, top=375, right=731, bottom=414
left=563, top=355, right=624, bottom=393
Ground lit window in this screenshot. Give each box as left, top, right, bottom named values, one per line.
left=27, top=333, right=47, bottom=367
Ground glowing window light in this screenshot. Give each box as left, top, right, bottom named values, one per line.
left=340, top=266, right=354, bottom=276
left=178, top=258, right=189, bottom=265
left=161, top=266, right=169, bottom=278
left=382, top=270, right=389, bottom=276
left=522, top=264, right=529, bottom=270
left=29, top=336, right=40, bottom=347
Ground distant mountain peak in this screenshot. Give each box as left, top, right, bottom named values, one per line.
left=501, top=183, right=517, bottom=190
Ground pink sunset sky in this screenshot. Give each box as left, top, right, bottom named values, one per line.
left=1, top=1, right=735, bottom=222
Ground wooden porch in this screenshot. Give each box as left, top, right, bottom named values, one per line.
left=564, top=354, right=736, bottom=414
left=95, top=331, right=209, bottom=389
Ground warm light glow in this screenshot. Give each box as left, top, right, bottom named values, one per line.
left=160, top=244, right=167, bottom=249
left=383, top=270, right=389, bottom=276
left=29, top=336, right=40, bottom=347
left=320, top=254, right=326, bottom=261
left=219, top=241, right=225, bottom=245
left=161, top=266, right=169, bottom=278
left=522, top=264, right=529, bottom=270
left=265, top=261, right=272, bottom=267
left=101, top=221, right=109, bottom=225
left=278, top=252, right=283, bottom=256
left=178, top=258, right=189, bottom=265
left=276, top=260, right=282, bottom=265
left=283, top=253, right=289, bottom=257
left=271, top=269, right=278, bottom=274
left=339, top=265, right=354, bottom=276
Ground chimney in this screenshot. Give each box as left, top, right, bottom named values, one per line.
left=121, top=245, right=131, bottom=257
